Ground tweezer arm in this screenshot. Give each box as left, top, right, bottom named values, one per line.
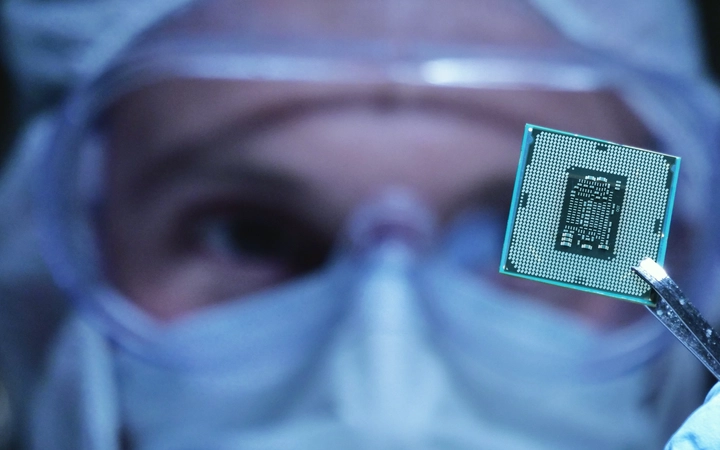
left=632, top=258, right=720, bottom=380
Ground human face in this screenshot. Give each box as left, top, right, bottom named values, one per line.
left=101, top=79, right=653, bottom=327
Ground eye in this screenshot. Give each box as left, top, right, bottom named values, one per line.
left=189, top=204, right=332, bottom=276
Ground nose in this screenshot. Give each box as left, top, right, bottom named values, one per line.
left=341, top=187, right=435, bottom=336
left=327, top=189, right=452, bottom=442
left=345, top=187, right=435, bottom=256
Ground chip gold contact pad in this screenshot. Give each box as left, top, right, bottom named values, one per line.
left=499, top=124, right=680, bottom=305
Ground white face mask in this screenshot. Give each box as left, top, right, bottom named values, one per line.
left=29, top=193, right=700, bottom=450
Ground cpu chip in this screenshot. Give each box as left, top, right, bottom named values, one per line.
left=499, top=124, right=680, bottom=305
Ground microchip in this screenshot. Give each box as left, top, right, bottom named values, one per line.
left=499, top=124, right=680, bottom=305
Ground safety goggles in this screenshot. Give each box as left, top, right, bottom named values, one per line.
left=35, top=1, right=720, bottom=361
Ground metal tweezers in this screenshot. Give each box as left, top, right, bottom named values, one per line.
left=633, top=258, right=720, bottom=380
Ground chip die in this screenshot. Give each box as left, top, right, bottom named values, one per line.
left=499, top=124, right=680, bottom=305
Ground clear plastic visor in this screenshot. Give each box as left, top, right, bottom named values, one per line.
left=40, top=37, right=700, bottom=334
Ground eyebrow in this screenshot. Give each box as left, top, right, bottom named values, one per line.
left=126, top=147, right=310, bottom=209
left=118, top=97, right=339, bottom=206
left=442, top=174, right=516, bottom=223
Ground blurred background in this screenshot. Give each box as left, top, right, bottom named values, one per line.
left=0, top=1, right=717, bottom=449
